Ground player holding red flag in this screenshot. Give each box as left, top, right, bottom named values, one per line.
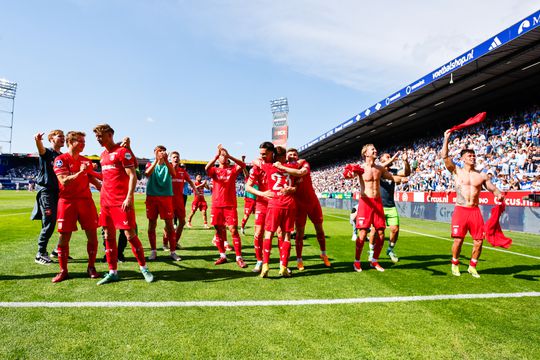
left=206, top=145, right=248, bottom=268
left=51, top=131, right=101, bottom=282
left=93, top=124, right=153, bottom=285
left=442, top=127, right=503, bottom=278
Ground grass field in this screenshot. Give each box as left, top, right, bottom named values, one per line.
left=0, top=191, right=539, bottom=359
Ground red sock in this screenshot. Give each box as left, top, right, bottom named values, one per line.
left=241, top=218, right=248, bottom=229
left=280, top=240, right=291, bottom=267
left=316, top=231, right=326, bottom=252
left=148, top=231, right=157, bottom=251
left=253, top=232, right=263, bottom=261
left=168, top=231, right=177, bottom=252
left=87, top=241, right=97, bottom=268
left=373, top=232, right=384, bottom=260
left=57, top=243, right=69, bottom=272
left=295, top=237, right=304, bottom=259
left=355, top=238, right=364, bottom=261
left=129, top=236, right=146, bottom=267
left=162, top=231, right=169, bottom=247
left=105, top=238, right=118, bottom=271
left=469, top=259, right=478, bottom=267
left=232, top=233, right=242, bottom=257
left=263, top=238, right=272, bottom=264
left=214, top=231, right=225, bottom=253
left=451, top=258, right=460, bottom=265
left=278, top=236, right=283, bottom=250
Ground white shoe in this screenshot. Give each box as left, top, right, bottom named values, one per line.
left=148, top=250, right=157, bottom=261
left=170, top=252, right=181, bottom=261
left=241, top=227, right=245, bottom=235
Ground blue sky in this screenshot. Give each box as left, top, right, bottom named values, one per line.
left=1, top=1, right=537, bottom=161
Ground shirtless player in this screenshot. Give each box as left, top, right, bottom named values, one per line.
left=442, top=129, right=503, bottom=278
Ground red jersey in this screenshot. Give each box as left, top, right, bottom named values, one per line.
left=100, top=145, right=136, bottom=207
left=172, top=166, right=191, bottom=198
left=290, top=160, right=318, bottom=204
left=207, top=165, right=243, bottom=208
left=248, top=161, right=270, bottom=205
left=262, top=163, right=297, bottom=209
left=194, top=180, right=207, bottom=201
left=53, top=153, right=93, bottom=200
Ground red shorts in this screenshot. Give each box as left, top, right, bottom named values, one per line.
left=172, top=196, right=186, bottom=220
left=211, top=206, right=238, bottom=226
left=265, top=206, right=296, bottom=233
left=244, top=197, right=256, bottom=216
left=192, top=199, right=208, bottom=212
left=356, top=196, right=386, bottom=229
left=146, top=195, right=174, bottom=220
left=57, top=197, right=99, bottom=233
left=296, top=201, right=323, bottom=227
left=99, top=205, right=137, bottom=230
left=451, top=206, right=485, bottom=240
left=254, top=200, right=268, bottom=226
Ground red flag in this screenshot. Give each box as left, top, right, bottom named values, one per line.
left=484, top=203, right=512, bottom=249
left=343, top=164, right=364, bottom=179
left=450, top=112, right=487, bottom=132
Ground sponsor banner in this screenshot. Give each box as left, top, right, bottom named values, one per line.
left=394, top=191, right=539, bottom=208
left=272, top=125, right=288, bottom=147
left=300, top=10, right=540, bottom=153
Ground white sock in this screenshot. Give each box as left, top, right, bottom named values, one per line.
left=220, top=253, right=226, bottom=258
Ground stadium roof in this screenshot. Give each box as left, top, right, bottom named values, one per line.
left=299, top=10, right=540, bottom=165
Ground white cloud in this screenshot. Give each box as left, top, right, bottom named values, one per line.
left=178, top=1, right=538, bottom=93
left=146, top=117, right=155, bottom=123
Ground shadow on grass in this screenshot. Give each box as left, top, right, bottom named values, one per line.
left=479, top=264, right=540, bottom=281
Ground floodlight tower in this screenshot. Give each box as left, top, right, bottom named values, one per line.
left=270, top=97, right=289, bottom=147
left=0, top=78, right=17, bottom=153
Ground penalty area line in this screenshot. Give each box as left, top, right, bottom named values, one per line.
left=325, top=214, right=540, bottom=260
left=1, top=292, right=539, bottom=308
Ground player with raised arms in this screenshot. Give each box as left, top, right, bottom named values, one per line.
left=442, top=128, right=504, bottom=278
left=187, top=174, right=210, bottom=228
left=205, top=144, right=248, bottom=268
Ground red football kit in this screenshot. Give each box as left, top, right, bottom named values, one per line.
left=263, top=163, right=297, bottom=232
left=171, top=166, right=191, bottom=219
left=207, top=165, right=243, bottom=226
left=99, top=145, right=137, bottom=230
left=356, top=196, right=386, bottom=230
left=53, top=153, right=98, bottom=233
left=248, top=162, right=270, bottom=227
left=191, top=180, right=208, bottom=211
left=291, top=160, right=324, bottom=225
left=451, top=205, right=485, bottom=240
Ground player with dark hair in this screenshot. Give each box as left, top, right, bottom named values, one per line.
left=248, top=145, right=297, bottom=278
left=51, top=131, right=101, bottom=282
left=273, top=148, right=331, bottom=271
left=31, top=130, right=65, bottom=265
left=442, top=129, right=503, bottom=278
left=163, top=151, right=197, bottom=251
left=245, top=141, right=276, bottom=273
left=93, top=124, right=153, bottom=285
left=206, top=144, right=247, bottom=268
left=145, top=145, right=179, bottom=261
left=368, top=151, right=410, bottom=263
left=187, top=174, right=210, bottom=228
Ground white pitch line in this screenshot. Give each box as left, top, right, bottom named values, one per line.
left=1, top=292, right=538, bottom=308
left=325, top=214, right=540, bottom=260
left=0, top=211, right=29, bottom=217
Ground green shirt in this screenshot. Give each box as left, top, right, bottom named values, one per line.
left=245, top=184, right=258, bottom=200
left=146, top=163, right=173, bottom=196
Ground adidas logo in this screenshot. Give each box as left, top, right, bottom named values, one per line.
left=488, top=36, right=502, bottom=51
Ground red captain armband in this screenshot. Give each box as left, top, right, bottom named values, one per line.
left=343, top=164, right=364, bottom=179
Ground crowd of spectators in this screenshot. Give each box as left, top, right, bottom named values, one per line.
left=311, top=108, right=540, bottom=194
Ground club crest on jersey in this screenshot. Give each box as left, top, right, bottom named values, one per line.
left=109, top=154, right=116, bottom=161
left=125, top=152, right=132, bottom=160
left=55, top=159, right=63, bottom=168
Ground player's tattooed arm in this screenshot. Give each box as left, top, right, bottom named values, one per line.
left=441, top=130, right=456, bottom=173
left=455, top=182, right=466, bottom=206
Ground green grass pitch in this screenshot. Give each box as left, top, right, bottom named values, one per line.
left=0, top=191, right=539, bottom=359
